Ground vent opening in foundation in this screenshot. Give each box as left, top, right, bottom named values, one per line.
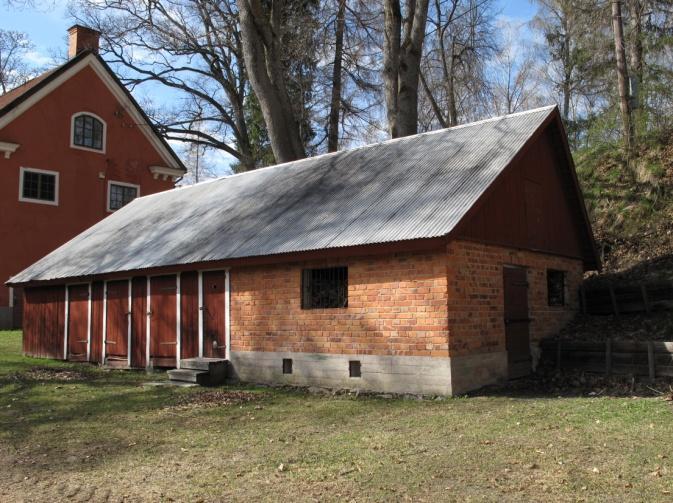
left=349, top=360, right=361, bottom=378
left=282, top=358, right=293, bottom=374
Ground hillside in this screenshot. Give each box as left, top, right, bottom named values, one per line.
left=576, top=130, right=673, bottom=284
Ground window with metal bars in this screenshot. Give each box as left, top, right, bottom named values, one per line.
left=301, top=266, right=348, bottom=309
left=547, top=269, right=565, bottom=306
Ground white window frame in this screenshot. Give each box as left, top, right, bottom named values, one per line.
left=19, top=167, right=59, bottom=206
left=70, top=111, right=107, bottom=154
left=107, top=180, right=140, bottom=212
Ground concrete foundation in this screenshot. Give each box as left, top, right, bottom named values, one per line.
left=229, top=350, right=509, bottom=396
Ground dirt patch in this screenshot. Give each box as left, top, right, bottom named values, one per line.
left=558, top=312, right=673, bottom=342
left=480, top=366, right=673, bottom=399
left=14, top=366, right=91, bottom=382
left=167, top=390, right=263, bottom=410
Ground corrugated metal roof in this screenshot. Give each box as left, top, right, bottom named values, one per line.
left=9, top=106, right=556, bottom=284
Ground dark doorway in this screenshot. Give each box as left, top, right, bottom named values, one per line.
left=203, top=271, right=226, bottom=358
left=503, top=266, right=532, bottom=379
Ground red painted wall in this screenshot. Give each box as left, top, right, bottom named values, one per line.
left=0, top=64, right=176, bottom=308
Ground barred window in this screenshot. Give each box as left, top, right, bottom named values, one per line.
left=547, top=270, right=565, bottom=306
left=73, top=113, right=104, bottom=151
left=301, top=267, right=348, bottom=309
left=108, top=183, right=138, bottom=211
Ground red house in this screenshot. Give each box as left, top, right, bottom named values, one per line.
left=0, top=26, right=186, bottom=328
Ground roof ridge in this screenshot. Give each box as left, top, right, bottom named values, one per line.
left=158, top=105, right=558, bottom=199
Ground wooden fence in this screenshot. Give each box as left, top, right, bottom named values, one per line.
left=540, top=339, right=673, bottom=378
left=580, top=281, right=673, bottom=315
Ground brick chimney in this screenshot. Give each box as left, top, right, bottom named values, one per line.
left=67, top=25, right=101, bottom=59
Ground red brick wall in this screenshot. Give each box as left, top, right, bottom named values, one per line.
left=230, top=251, right=450, bottom=357
left=446, top=240, right=583, bottom=357
left=230, top=242, right=582, bottom=360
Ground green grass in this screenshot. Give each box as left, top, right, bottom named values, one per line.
left=1, top=331, right=673, bottom=502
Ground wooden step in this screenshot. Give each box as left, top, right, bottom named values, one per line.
left=167, top=368, right=210, bottom=385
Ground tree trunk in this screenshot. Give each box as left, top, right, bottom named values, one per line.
left=236, top=0, right=306, bottom=163
left=383, top=0, right=430, bottom=138
left=383, top=0, right=402, bottom=138
left=561, top=14, right=571, bottom=122
left=327, top=0, right=346, bottom=153
left=611, top=0, right=635, bottom=155
left=446, top=40, right=458, bottom=127
left=628, top=0, right=643, bottom=128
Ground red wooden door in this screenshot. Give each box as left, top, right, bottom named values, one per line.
left=106, top=280, right=129, bottom=361
left=203, top=271, right=226, bottom=358
left=180, top=272, right=199, bottom=359
left=130, top=277, right=147, bottom=368
left=149, top=275, right=177, bottom=367
left=67, top=284, right=89, bottom=361
left=503, top=267, right=531, bottom=378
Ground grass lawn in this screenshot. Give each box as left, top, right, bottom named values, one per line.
left=1, top=331, right=672, bottom=502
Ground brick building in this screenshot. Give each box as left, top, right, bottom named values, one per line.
left=8, top=106, right=598, bottom=395
left=0, top=26, right=185, bottom=328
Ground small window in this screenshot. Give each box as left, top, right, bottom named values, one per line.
left=108, top=182, right=139, bottom=211
left=547, top=270, right=565, bottom=306
left=72, top=113, right=105, bottom=152
left=19, top=168, right=58, bottom=205
left=301, top=266, right=348, bottom=309
left=349, top=360, right=361, bottom=378
left=282, top=359, right=293, bottom=374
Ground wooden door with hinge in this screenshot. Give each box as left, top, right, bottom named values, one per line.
left=503, top=266, right=532, bottom=379
left=67, top=284, right=89, bottom=361
left=105, top=280, right=129, bottom=362
left=203, top=271, right=226, bottom=358
left=149, top=275, right=177, bottom=367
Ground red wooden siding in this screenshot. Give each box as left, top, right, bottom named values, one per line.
left=105, top=280, right=129, bottom=361
left=23, top=286, right=65, bottom=359
left=203, top=271, right=226, bottom=358
left=67, top=284, right=89, bottom=361
left=457, top=126, right=584, bottom=260
left=149, top=275, right=177, bottom=366
left=89, top=281, right=104, bottom=363
left=180, top=271, right=199, bottom=359
left=131, top=277, right=147, bottom=368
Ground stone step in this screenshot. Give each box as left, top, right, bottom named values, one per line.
left=167, top=368, right=210, bottom=385
left=181, top=358, right=228, bottom=372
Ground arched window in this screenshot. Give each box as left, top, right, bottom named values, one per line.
left=72, top=113, right=105, bottom=152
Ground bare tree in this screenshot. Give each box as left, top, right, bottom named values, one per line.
left=316, top=0, right=383, bottom=151
left=420, top=0, right=497, bottom=129
left=488, top=22, right=544, bottom=116
left=383, top=0, right=430, bottom=138
left=327, top=0, right=346, bottom=152
left=72, top=0, right=260, bottom=170
left=611, top=0, right=635, bottom=154
left=236, top=0, right=307, bottom=162
left=0, top=30, right=33, bottom=94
